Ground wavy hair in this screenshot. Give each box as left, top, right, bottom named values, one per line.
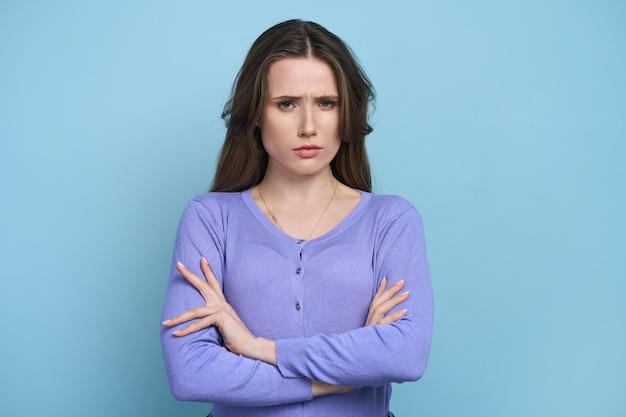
left=210, top=19, right=375, bottom=192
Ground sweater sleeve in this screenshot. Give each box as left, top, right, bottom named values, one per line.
left=160, top=198, right=312, bottom=406
left=275, top=206, right=433, bottom=387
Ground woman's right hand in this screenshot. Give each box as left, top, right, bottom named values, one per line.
left=365, top=277, right=409, bottom=326
left=163, top=259, right=274, bottom=362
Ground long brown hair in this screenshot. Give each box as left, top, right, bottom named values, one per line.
left=210, top=19, right=375, bottom=192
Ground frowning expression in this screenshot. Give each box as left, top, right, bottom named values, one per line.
left=260, top=57, right=341, bottom=178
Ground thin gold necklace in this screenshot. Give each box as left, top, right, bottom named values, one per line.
left=257, top=179, right=338, bottom=240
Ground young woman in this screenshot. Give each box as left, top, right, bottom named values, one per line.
left=161, top=19, right=433, bottom=417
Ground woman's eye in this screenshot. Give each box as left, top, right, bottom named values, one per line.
left=278, top=101, right=293, bottom=109
left=319, top=100, right=336, bottom=108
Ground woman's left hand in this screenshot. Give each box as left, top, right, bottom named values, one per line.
left=365, top=277, right=409, bottom=326
left=162, top=258, right=274, bottom=361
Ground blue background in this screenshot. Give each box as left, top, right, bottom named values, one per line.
left=1, top=1, right=624, bottom=416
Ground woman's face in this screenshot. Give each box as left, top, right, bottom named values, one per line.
left=260, top=56, right=341, bottom=179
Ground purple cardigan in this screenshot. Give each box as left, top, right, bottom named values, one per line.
left=161, top=189, right=433, bottom=417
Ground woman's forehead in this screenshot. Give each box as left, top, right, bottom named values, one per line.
left=266, top=57, right=338, bottom=97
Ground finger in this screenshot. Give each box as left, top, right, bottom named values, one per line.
left=172, top=316, right=216, bottom=337
left=384, top=279, right=405, bottom=296
left=177, top=261, right=215, bottom=300
left=370, top=278, right=391, bottom=311
left=374, top=277, right=388, bottom=298
left=378, top=309, right=407, bottom=325
left=368, top=290, right=409, bottom=325
left=177, top=261, right=206, bottom=288
left=376, top=290, right=410, bottom=315
left=378, top=279, right=405, bottom=303
left=162, top=306, right=211, bottom=327
left=378, top=279, right=404, bottom=299
left=200, top=257, right=225, bottom=299
left=371, top=279, right=404, bottom=310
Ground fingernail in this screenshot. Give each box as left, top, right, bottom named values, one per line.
left=395, top=279, right=405, bottom=286
left=177, top=261, right=186, bottom=269
left=201, top=257, right=208, bottom=265
left=162, top=319, right=171, bottom=325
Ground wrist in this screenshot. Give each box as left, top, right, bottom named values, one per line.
left=311, top=380, right=356, bottom=397
left=244, top=337, right=277, bottom=365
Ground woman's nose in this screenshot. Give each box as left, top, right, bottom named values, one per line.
left=298, top=108, right=317, bottom=137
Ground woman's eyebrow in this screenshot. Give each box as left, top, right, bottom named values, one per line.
left=270, top=95, right=340, bottom=101
left=270, top=95, right=301, bottom=101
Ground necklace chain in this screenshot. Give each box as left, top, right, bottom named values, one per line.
left=257, top=179, right=338, bottom=240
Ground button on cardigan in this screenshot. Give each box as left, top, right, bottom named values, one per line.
left=161, top=189, right=433, bottom=417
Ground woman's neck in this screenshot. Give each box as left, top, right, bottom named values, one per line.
left=252, top=167, right=362, bottom=240
left=258, top=168, right=337, bottom=204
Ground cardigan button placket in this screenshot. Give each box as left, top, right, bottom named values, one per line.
left=294, top=241, right=306, bottom=317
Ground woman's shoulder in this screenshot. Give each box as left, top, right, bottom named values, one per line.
left=183, top=191, right=247, bottom=216
left=367, top=192, right=418, bottom=214
left=358, top=193, right=426, bottom=240
left=358, top=192, right=423, bottom=227
left=190, top=191, right=243, bottom=205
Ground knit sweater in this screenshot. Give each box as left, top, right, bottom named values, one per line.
left=161, top=189, right=433, bottom=417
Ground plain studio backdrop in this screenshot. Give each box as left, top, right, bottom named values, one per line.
left=1, top=1, right=624, bottom=416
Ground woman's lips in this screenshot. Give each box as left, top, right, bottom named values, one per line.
left=293, top=145, right=322, bottom=158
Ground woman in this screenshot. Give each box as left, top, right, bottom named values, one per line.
left=161, top=19, right=433, bottom=417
